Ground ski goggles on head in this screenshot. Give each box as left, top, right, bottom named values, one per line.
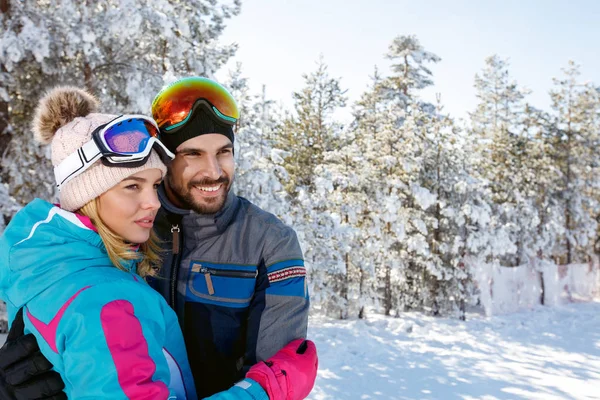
left=151, top=77, right=239, bottom=133
left=54, top=115, right=174, bottom=190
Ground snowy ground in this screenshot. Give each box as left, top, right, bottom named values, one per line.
left=308, top=302, right=600, bottom=400
left=1, top=303, right=600, bottom=399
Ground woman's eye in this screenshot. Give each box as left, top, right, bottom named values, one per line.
left=125, top=184, right=139, bottom=190
left=153, top=183, right=160, bottom=190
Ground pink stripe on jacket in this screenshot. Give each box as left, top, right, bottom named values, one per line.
left=101, top=299, right=170, bottom=399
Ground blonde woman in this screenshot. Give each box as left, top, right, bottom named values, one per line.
left=0, top=87, right=195, bottom=399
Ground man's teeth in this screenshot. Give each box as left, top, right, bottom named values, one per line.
left=195, top=184, right=221, bottom=192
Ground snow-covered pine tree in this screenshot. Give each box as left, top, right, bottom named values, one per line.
left=224, top=64, right=292, bottom=221
left=311, top=119, right=373, bottom=319
left=276, top=56, right=346, bottom=191
left=348, top=67, right=408, bottom=316
left=274, top=57, right=348, bottom=317
left=549, top=61, right=599, bottom=263
left=577, top=85, right=600, bottom=256
left=469, top=55, right=531, bottom=266
left=571, top=80, right=600, bottom=260
left=517, top=105, right=564, bottom=264
left=334, top=67, right=389, bottom=318
left=372, top=35, right=458, bottom=316
left=413, top=97, right=477, bottom=318
left=383, top=35, right=441, bottom=111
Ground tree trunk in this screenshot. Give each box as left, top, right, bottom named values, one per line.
left=358, top=266, right=366, bottom=319
left=565, top=104, right=573, bottom=264
left=0, top=100, right=9, bottom=144
left=83, top=62, right=94, bottom=94
left=539, top=270, right=545, bottom=306
left=384, top=266, right=392, bottom=316
left=565, top=205, right=572, bottom=264
left=0, top=62, right=10, bottom=153
left=0, top=0, right=9, bottom=14
left=339, top=252, right=349, bottom=320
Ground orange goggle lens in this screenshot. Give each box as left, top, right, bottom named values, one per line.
left=151, top=77, right=239, bottom=132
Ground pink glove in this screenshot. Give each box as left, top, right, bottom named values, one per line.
left=246, top=339, right=318, bottom=400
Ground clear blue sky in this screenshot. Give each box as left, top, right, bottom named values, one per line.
left=216, top=0, right=600, bottom=122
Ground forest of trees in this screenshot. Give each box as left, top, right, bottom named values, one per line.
left=1, top=1, right=599, bottom=319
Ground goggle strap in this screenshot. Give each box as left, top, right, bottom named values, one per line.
left=162, top=99, right=235, bottom=133
left=54, top=139, right=102, bottom=189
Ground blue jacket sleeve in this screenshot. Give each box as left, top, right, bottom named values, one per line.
left=245, top=223, right=309, bottom=365
left=43, top=281, right=177, bottom=399
left=203, top=379, right=268, bottom=400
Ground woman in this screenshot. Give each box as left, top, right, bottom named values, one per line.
left=0, top=87, right=317, bottom=400
left=0, top=86, right=197, bottom=399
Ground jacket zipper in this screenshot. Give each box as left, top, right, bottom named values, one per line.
left=192, top=264, right=257, bottom=296
left=170, top=224, right=182, bottom=308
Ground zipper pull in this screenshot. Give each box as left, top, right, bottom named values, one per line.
left=201, top=267, right=215, bottom=296
left=170, top=225, right=180, bottom=254
left=193, top=264, right=215, bottom=296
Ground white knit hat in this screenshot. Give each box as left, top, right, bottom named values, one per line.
left=32, top=87, right=167, bottom=211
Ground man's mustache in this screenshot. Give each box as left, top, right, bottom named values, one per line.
left=187, top=176, right=229, bottom=188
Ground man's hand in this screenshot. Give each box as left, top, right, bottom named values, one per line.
left=246, top=339, right=318, bottom=400
left=0, top=308, right=66, bottom=400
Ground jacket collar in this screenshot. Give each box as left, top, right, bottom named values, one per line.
left=158, top=184, right=240, bottom=239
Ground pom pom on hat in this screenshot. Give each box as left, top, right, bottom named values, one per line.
left=32, top=86, right=99, bottom=145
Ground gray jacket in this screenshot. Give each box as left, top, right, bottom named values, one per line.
left=151, top=186, right=309, bottom=397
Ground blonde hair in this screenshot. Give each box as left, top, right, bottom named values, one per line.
left=79, top=198, right=161, bottom=278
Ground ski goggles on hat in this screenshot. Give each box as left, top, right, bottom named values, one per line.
left=54, top=115, right=174, bottom=190
left=151, top=76, right=239, bottom=133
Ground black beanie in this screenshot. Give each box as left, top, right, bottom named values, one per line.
left=160, top=107, right=235, bottom=153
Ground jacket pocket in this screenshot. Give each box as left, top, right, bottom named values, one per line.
left=186, top=261, right=257, bottom=308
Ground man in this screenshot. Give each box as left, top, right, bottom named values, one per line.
left=0, top=77, right=313, bottom=399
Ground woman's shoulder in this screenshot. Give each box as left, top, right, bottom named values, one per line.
left=22, top=268, right=176, bottom=377
left=27, top=267, right=160, bottom=321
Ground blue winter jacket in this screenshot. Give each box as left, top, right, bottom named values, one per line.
left=0, top=199, right=268, bottom=400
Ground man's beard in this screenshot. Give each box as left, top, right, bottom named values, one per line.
left=166, top=174, right=232, bottom=215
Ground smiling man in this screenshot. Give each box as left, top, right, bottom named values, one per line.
left=150, top=77, right=311, bottom=398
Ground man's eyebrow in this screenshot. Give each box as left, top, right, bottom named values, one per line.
left=177, top=147, right=202, bottom=154
left=178, top=143, right=234, bottom=154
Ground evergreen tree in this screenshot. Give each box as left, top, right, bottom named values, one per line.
left=311, top=123, right=374, bottom=318
left=350, top=68, right=408, bottom=316
left=375, top=36, right=449, bottom=315
left=277, top=56, right=346, bottom=191
left=517, top=105, right=564, bottom=264
left=274, top=58, right=349, bottom=317
left=383, top=35, right=441, bottom=111
left=549, top=61, right=599, bottom=263
left=225, top=65, right=291, bottom=220
left=470, top=55, right=530, bottom=266
left=415, top=98, right=475, bottom=317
